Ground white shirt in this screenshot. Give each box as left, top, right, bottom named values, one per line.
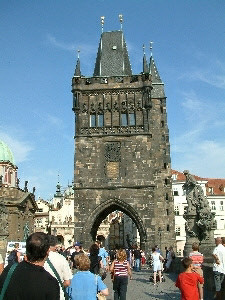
left=0, top=254, right=3, bottom=264
left=213, top=244, right=225, bottom=274
left=44, top=251, right=73, bottom=300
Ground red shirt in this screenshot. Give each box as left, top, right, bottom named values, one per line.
left=175, top=272, right=204, bottom=300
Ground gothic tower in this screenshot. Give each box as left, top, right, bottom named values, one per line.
left=72, top=21, right=175, bottom=251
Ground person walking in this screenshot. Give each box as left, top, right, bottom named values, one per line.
left=132, top=245, right=141, bottom=272
left=165, top=246, right=175, bottom=272
left=89, top=243, right=103, bottom=275
left=0, top=232, right=59, bottom=300
left=110, top=248, right=132, bottom=300
left=70, top=242, right=83, bottom=274
left=151, top=246, right=164, bottom=285
left=212, top=237, right=225, bottom=300
left=44, top=235, right=73, bottom=300
left=68, top=254, right=108, bottom=300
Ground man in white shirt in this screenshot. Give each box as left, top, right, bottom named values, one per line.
left=212, top=237, right=225, bottom=300
left=44, top=236, right=73, bottom=300
left=0, top=254, right=4, bottom=275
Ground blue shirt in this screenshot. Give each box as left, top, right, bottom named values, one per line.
left=99, top=248, right=108, bottom=267
left=68, top=271, right=107, bottom=300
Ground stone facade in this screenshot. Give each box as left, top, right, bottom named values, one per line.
left=72, top=28, right=175, bottom=251
left=0, top=186, right=37, bottom=258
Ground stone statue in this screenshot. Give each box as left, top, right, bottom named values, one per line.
left=24, top=180, right=28, bottom=192
left=23, top=222, right=30, bottom=241
left=183, top=170, right=215, bottom=241
left=16, top=178, right=20, bottom=188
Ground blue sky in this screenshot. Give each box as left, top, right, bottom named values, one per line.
left=1, top=0, right=225, bottom=200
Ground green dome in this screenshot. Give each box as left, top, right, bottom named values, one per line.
left=0, top=141, right=15, bottom=164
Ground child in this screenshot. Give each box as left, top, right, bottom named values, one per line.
left=175, top=257, right=204, bottom=300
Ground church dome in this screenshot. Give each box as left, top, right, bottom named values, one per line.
left=0, top=141, right=15, bottom=164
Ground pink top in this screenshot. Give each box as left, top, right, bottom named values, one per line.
left=189, top=251, right=203, bottom=268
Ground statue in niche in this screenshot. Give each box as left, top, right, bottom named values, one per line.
left=113, top=101, right=118, bottom=111
left=183, top=170, right=216, bottom=240
left=105, top=102, right=111, bottom=111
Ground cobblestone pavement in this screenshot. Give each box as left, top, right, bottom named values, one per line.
left=104, top=267, right=215, bottom=300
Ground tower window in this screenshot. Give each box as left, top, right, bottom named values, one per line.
left=98, top=114, right=104, bottom=127
left=121, top=113, right=128, bottom=126
left=90, top=114, right=96, bottom=127
left=211, top=201, right=216, bottom=210
left=167, top=225, right=170, bottom=231
left=129, top=113, right=135, bottom=126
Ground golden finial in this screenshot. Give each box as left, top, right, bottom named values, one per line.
left=101, top=16, right=105, bottom=33
left=119, top=14, right=123, bottom=30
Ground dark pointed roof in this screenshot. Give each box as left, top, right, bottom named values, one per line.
left=74, top=58, right=81, bottom=77
left=149, top=56, right=162, bottom=83
left=93, top=31, right=132, bottom=76
left=143, top=53, right=148, bottom=74
left=149, top=55, right=165, bottom=98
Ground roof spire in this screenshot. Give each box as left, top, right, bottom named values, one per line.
left=149, top=42, right=162, bottom=83
left=74, top=49, right=81, bottom=77
left=143, top=44, right=148, bottom=74
left=101, top=16, right=105, bottom=33
left=119, top=14, right=123, bottom=30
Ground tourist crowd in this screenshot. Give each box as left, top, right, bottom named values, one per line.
left=1, top=235, right=225, bottom=299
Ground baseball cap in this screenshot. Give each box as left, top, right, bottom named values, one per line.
left=74, top=242, right=81, bottom=246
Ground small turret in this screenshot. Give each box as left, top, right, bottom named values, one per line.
left=142, top=44, right=149, bottom=74
left=74, top=50, right=81, bottom=77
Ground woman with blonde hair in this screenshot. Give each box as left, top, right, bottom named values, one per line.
left=110, top=249, right=132, bottom=300
left=68, top=254, right=109, bottom=300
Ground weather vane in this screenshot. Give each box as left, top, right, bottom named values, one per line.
left=150, top=41, right=154, bottom=57
left=101, top=16, right=105, bottom=33
left=77, top=49, right=80, bottom=59
left=119, top=14, right=123, bottom=30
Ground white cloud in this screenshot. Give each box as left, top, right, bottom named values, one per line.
left=46, top=34, right=76, bottom=52
left=0, top=128, right=33, bottom=164
left=187, top=70, right=225, bottom=89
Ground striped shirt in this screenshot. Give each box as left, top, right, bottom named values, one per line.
left=189, top=251, right=204, bottom=268
left=114, top=260, right=128, bottom=277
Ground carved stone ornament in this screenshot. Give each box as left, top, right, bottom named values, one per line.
left=0, top=204, right=9, bottom=235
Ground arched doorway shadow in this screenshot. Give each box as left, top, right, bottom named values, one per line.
left=83, top=198, right=147, bottom=249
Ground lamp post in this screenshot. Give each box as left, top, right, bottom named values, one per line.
left=158, top=227, right=163, bottom=251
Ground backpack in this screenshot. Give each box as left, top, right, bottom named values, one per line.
left=7, top=250, right=18, bottom=265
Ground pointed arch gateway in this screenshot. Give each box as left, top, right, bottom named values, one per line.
left=81, top=198, right=147, bottom=249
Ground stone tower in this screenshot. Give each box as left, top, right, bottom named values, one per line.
left=72, top=25, right=175, bottom=251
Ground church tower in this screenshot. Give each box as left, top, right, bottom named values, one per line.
left=72, top=17, right=175, bottom=251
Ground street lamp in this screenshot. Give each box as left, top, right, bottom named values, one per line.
left=158, top=227, right=163, bottom=251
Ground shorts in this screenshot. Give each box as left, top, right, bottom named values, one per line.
left=214, top=271, right=225, bottom=292
left=153, top=262, right=161, bottom=272
left=194, top=268, right=204, bottom=288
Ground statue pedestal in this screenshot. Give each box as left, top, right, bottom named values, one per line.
left=183, top=214, right=199, bottom=257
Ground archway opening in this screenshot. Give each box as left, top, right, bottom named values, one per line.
left=96, top=210, right=140, bottom=250
left=87, top=200, right=146, bottom=250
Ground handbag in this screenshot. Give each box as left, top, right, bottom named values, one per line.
left=0, top=263, right=18, bottom=300
left=95, top=274, right=106, bottom=300
left=47, top=258, right=71, bottom=300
